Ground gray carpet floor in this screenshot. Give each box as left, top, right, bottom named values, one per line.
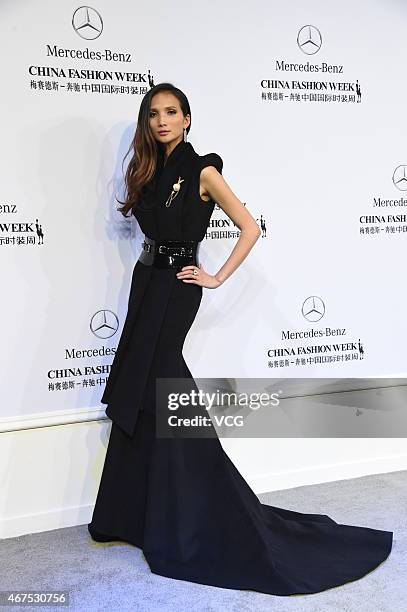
left=2, top=470, right=405, bottom=612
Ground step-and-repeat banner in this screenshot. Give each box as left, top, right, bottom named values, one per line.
left=1, top=1, right=406, bottom=428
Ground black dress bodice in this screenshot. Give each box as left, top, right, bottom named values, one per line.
left=132, top=140, right=223, bottom=242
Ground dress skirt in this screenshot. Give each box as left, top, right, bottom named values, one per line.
left=88, top=259, right=393, bottom=596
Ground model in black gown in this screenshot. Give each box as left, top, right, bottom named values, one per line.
left=88, top=137, right=393, bottom=596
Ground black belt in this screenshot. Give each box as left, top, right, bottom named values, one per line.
left=138, top=236, right=200, bottom=270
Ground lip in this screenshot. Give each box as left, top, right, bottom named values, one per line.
left=158, top=131, right=170, bottom=135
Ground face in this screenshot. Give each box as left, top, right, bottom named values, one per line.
left=149, top=91, right=190, bottom=148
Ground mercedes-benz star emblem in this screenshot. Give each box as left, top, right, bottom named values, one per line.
left=392, top=165, right=407, bottom=191
left=72, top=6, right=103, bottom=40
left=90, top=310, right=119, bottom=339
left=301, top=296, right=325, bottom=322
left=297, top=25, right=322, bottom=55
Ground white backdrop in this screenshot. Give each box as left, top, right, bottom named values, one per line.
left=1, top=0, right=407, bottom=429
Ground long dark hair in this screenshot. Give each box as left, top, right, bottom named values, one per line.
left=116, top=82, right=192, bottom=217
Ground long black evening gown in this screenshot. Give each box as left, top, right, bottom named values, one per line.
left=88, top=139, right=393, bottom=596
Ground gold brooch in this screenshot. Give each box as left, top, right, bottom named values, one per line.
left=165, top=176, right=184, bottom=207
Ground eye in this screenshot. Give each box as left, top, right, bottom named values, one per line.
left=149, top=109, right=176, bottom=118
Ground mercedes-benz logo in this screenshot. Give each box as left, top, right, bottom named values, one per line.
left=72, top=6, right=103, bottom=40
left=297, top=25, right=322, bottom=55
left=90, top=310, right=119, bottom=339
left=392, top=165, right=407, bottom=191
left=301, top=296, right=325, bottom=322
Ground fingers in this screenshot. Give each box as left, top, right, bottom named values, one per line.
left=179, top=265, right=198, bottom=272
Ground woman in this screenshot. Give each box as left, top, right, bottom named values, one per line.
left=88, top=82, right=393, bottom=595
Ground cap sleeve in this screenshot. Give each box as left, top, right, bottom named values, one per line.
left=199, top=152, right=223, bottom=175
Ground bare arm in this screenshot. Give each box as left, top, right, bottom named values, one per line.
left=203, top=165, right=261, bottom=285
left=177, top=165, right=261, bottom=288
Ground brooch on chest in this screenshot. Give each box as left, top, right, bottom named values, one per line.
left=165, top=176, right=185, bottom=207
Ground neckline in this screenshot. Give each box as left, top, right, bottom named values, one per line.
left=159, top=139, right=192, bottom=170
left=135, top=140, right=194, bottom=213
